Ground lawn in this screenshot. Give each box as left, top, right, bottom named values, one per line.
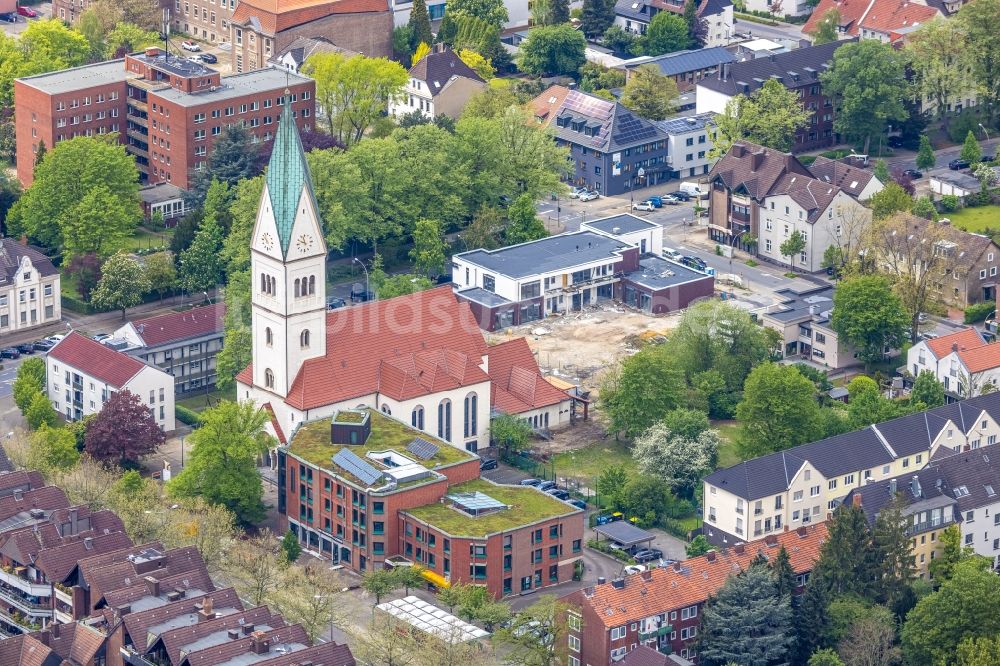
left=714, top=421, right=743, bottom=469
left=176, top=386, right=236, bottom=413
left=551, top=440, right=637, bottom=487
left=126, top=226, right=174, bottom=252
left=945, top=206, right=1000, bottom=233
left=404, top=478, right=579, bottom=537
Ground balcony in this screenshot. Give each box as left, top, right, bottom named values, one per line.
left=639, top=625, right=672, bottom=641
left=126, top=128, right=148, bottom=143
left=127, top=145, right=149, bottom=159
left=0, top=570, right=51, bottom=600
left=126, top=97, right=148, bottom=112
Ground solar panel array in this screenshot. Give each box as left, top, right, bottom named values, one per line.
left=406, top=437, right=440, bottom=460
left=333, top=449, right=383, bottom=486
left=612, top=109, right=659, bottom=147
left=560, top=91, right=614, bottom=148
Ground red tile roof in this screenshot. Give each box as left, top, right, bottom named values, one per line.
left=858, top=0, right=939, bottom=33
left=925, top=327, right=984, bottom=359
left=0, top=634, right=54, bottom=666
left=956, top=343, right=1000, bottom=374
left=129, top=303, right=225, bottom=348
left=530, top=85, right=572, bottom=127
left=487, top=338, right=571, bottom=414
left=565, top=523, right=827, bottom=628
left=48, top=331, right=148, bottom=388
left=262, top=403, right=287, bottom=445
left=803, top=0, right=873, bottom=35
left=232, top=0, right=388, bottom=34
left=238, top=286, right=490, bottom=411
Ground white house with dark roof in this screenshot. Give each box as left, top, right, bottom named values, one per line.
left=619, top=48, right=736, bottom=92
left=615, top=0, right=735, bottom=46
left=268, top=36, right=357, bottom=74
left=388, top=47, right=485, bottom=121
left=702, top=392, right=1000, bottom=546
left=654, top=113, right=718, bottom=180
left=0, top=237, right=61, bottom=335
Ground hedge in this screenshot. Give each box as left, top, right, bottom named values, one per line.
left=587, top=539, right=636, bottom=564
left=175, top=405, right=203, bottom=426
left=735, top=11, right=778, bottom=25
left=61, top=294, right=98, bottom=315
left=965, top=302, right=995, bottom=324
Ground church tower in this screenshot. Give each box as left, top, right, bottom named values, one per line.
left=249, top=92, right=328, bottom=398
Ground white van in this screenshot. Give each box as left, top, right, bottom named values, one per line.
left=663, top=247, right=683, bottom=261
left=679, top=182, right=707, bottom=199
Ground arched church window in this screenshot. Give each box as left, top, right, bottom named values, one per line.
left=264, top=369, right=274, bottom=389
left=300, top=329, right=310, bottom=348
left=265, top=327, right=273, bottom=347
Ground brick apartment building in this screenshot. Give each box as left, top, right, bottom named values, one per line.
left=278, top=408, right=584, bottom=598
left=172, top=0, right=237, bottom=44
left=562, top=524, right=827, bottom=665
left=14, top=48, right=314, bottom=190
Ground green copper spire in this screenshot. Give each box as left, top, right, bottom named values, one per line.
left=266, top=91, right=316, bottom=257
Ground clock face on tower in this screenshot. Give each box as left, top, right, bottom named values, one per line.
left=296, top=234, right=315, bottom=253
left=260, top=233, right=275, bottom=252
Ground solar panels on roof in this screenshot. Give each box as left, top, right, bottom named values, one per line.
left=333, top=449, right=383, bottom=486
left=407, top=437, right=440, bottom=460
left=448, top=491, right=509, bottom=516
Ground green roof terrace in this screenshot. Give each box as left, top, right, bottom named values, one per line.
left=286, top=409, right=477, bottom=486
left=403, top=479, right=582, bottom=538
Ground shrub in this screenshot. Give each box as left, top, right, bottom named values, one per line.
left=61, top=294, right=98, bottom=314
left=175, top=405, right=203, bottom=426
left=586, top=539, right=635, bottom=563
left=940, top=195, right=961, bottom=212
left=746, top=259, right=759, bottom=267
left=964, top=302, right=995, bottom=324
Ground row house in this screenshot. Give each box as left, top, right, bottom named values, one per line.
left=907, top=328, right=1000, bottom=400
left=706, top=141, right=882, bottom=270
left=0, top=237, right=61, bottom=336
left=614, top=0, right=735, bottom=47
left=702, top=392, right=1000, bottom=546
left=562, top=524, right=827, bottom=665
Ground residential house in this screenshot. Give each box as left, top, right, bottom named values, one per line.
left=742, top=0, right=815, bottom=16
left=803, top=0, right=939, bottom=40
left=388, top=47, right=486, bottom=121
left=0, top=237, right=61, bottom=335
left=702, top=392, right=1000, bottom=546
left=451, top=214, right=713, bottom=330
left=530, top=87, right=671, bottom=195
left=562, top=524, right=828, bottom=664
left=707, top=141, right=882, bottom=271
left=907, top=328, right=1000, bottom=399
left=278, top=408, right=585, bottom=596
left=654, top=113, right=718, bottom=180
left=229, top=0, right=392, bottom=74
left=697, top=39, right=855, bottom=152
left=108, top=303, right=226, bottom=395
left=620, top=48, right=736, bottom=92
left=269, top=35, right=358, bottom=73
left=46, top=332, right=176, bottom=431
left=760, top=284, right=859, bottom=369
left=614, top=0, right=735, bottom=47
left=845, top=448, right=1000, bottom=573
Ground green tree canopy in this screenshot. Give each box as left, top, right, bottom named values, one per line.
left=810, top=8, right=840, bottom=44
left=904, top=18, right=974, bottom=132
left=29, top=424, right=80, bottom=471
left=92, top=252, right=151, bottom=319
left=910, top=370, right=945, bottom=408
left=868, top=181, right=913, bottom=220
left=620, top=64, right=678, bottom=121
left=445, top=0, right=509, bottom=28
left=26, top=391, right=58, bottom=430
left=506, top=193, right=549, bottom=245
left=179, top=215, right=225, bottom=294
left=710, top=79, right=812, bottom=156
left=144, top=251, right=177, bottom=301
left=62, top=184, right=137, bottom=259
left=811, top=502, right=876, bottom=600
left=633, top=421, right=718, bottom=497
left=517, top=24, right=587, bottom=76
left=662, top=407, right=710, bottom=440
left=84, top=388, right=166, bottom=466
left=490, top=412, right=533, bottom=454
left=736, top=363, right=823, bottom=457
left=12, top=357, right=46, bottom=414
left=600, top=343, right=685, bottom=438
left=581, top=0, right=616, bottom=38
left=104, top=22, right=158, bottom=58
left=407, top=0, right=433, bottom=50
left=960, top=129, right=983, bottom=164
left=640, top=12, right=688, bottom=56
left=779, top=230, right=806, bottom=269
left=957, top=0, right=1000, bottom=126
left=831, top=275, right=909, bottom=365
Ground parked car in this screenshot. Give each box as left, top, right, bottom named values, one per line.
left=633, top=548, right=664, bottom=563
left=45, top=334, right=65, bottom=343
left=623, top=564, right=646, bottom=575
left=17, top=5, right=38, bottom=17
left=0, top=348, right=21, bottom=360
left=982, top=154, right=996, bottom=163
left=15, top=343, right=35, bottom=355
left=671, top=190, right=691, bottom=202
left=663, top=247, right=683, bottom=261
left=917, top=312, right=929, bottom=323
left=32, top=340, right=54, bottom=352
left=662, top=194, right=681, bottom=205
left=92, top=333, right=112, bottom=342
left=181, top=40, right=201, bottom=52
left=631, top=200, right=655, bottom=212
left=679, top=182, right=707, bottom=199
left=646, top=196, right=663, bottom=208
left=902, top=169, right=923, bottom=179
left=568, top=186, right=588, bottom=199
left=350, top=283, right=373, bottom=302
left=536, top=480, right=557, bottom=491
left=479, top=458, right=498, bottom=471
left=578, top=191, right=600, bottom=202
left=0, top=12, right=16, bottom=22
left=546, top=488, right=570, bottom=500
left=682, top=255, right=707, bottom=271
left=949, top=158, right=970, bottom=170
left=567, top=499, right=587, bottom=510
left=198, top=52, right=218, bottom=63
left=327, top=297, right=347, bottom=310
left=519, top=478, right=542, bottom=487
left=595, top=511, right=624, bottom=525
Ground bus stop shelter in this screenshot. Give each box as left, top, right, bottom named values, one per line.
left=592, top=521, right=655, bottom=551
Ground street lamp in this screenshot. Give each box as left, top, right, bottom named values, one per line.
left=628, top=168, right=646, bottom=211
left=729, top=229, right=753, bottom=273
left=980, top=123, right=991, bottom=141
left=353, top=257, right=371, bottom=302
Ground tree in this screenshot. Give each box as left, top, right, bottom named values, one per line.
left=915, top=134, right=936, bottom=171
left=640, top=12, right=688, bottom=56
left=686, top=534, right=712, bottom=557
left=462, top=206, right=504, bottom=250
left=550, top=0, right=571, bottom=25
left=408, top=0, right=433, bottom=51
left=956, top=637, right=1000, bottom=666
left=91, top=252, right=151, bottom=319
left=499, top=595, right=571, bottom=666
left=794, top=579, right=832, bottom=664
left=6, top=136, right=140, bottom=255
left=352, top=616, right=422, bottom=666
left=223, top=530, right=285, bottom=606
left=169, top=210, right=202, bottom=259
left=620, top=64, right=678, bottom=120
left=490, top=412, right=533, bottom=454
left=104, top=22, right=158, bottom=58
left=812, top=503, right=876, bottom=600
left=957, top=0, right=1000, bottom=126
left=462, top=87, right=519, bottom=120
left=600, top=344, right=685, bottom=438
left=84, top=389, right=165, bottom=466
left=445, top=0, right=509, bottom=28
left=392, top=565, right=427, bottom=595
left=910, top=370, right=945, bottom=408
left=837, top=605, right=899, bottom=666
left=458, top=49, right=496, bottom=79
left=159, top=497, right=238, bottom=574
left=868, top=182, right=912, bottom=221
left=820, top=40, right=908, bottom=155
left=905, top=19, right=973, bottom=133
left=927, top=524, right=966, bottom=582
left=20, top=19, right=90, bottom=69
left=974, top=162, right=999, bottom=190
left=736, top=363, right=823, bottom=458
left=281, top=529, right=302, bottom=563
left=846, top=376, right=902, bottom=429
left=961, top=129, right=983, bottom=164
left=779, top=230, right=807, bottom=270
left=662, top=407, right=710, bottom=440
left=683, top=0, right=706, bottom=48
left=377, top=274, right=434, bottom=299
left=710, top=79, right=812, bottom=156
left=619, top=474, right=673, bottom=524
left=409, top=218, right=448, bottom=277
left=810, top=649, right=846, bottom=666
left=871, top=494, right=916, bottom=610
left=144, top=251, right=177, bottom=302
left=186, top=124, right=259, bottom=205
left=362, top=569, right=400, bottom=605
left=810, top=8, right=840, bottom=44
left=506, top=193, right=549, bottom=244
left=901, top=559, right=1000, bottom=666
left=179, top=215, right=225, bottom=293
left=29, top=424, right=80, bottom=471
left=517, top=24, right=586, bottom=77
left=698, top=563, right=794, bottom=666
left=833, top=274, right=909, bottom=365
left=169, top=401, right=273, bottom=525
left=872, top=159, right=891, bottom=185
left=911, top=195, right=937, bottom=221
left=581, top=0, right=616, bottom=39
left=596, top=464, right=630, bottom=508
left=411, top=42, right=432, bottom=66
left=270, top=563, right=346, bottom=643
left=772, top=546, right=797, bottom=599
left=632, top=421, right=718, bottom=497
left=12, top=357, right=46, bottom=414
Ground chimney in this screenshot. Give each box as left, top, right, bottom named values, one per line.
left=764, top=534, right=778, bottom=546
left=611, top=578, right=625, bottom=589
left=144, top=47, right=161, bottom=57
left=51, top=622, right=61, bottom=639
left=597, top=577, right=606, bottom=585
left=706, top=551, right=717, bottom=562
left=797, top=525, right=808, bottom=537
left=83, top=537, right=93, bottom=550
left=911, top=475, right=922, bottom=499
left=852, top=492, right=862, bottom=507
left=734, top=543, right=745, bottom=555
left=69, top=508, right=79, bottom=535
left=751, top=150, right=765, bottom=171
left=228, top=629, right=240, bottom=640
left=640, top=570, right=653, bottom=581
left=242, top=623, right=256, bottom=635
left=198, top=598, right=216, bottom=622
left=721, top=61, right=731, bottom=81
left=672, top=562, right=683, bottom=572
left=250, top=631, right=270, bottom=655
left=952, top=342, right=959, bottom=352
left=733, top=144, right=746, bottom=158
left=117, top=604, right=132, bottom=617
left=145, top=576, right=159, bottom=597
